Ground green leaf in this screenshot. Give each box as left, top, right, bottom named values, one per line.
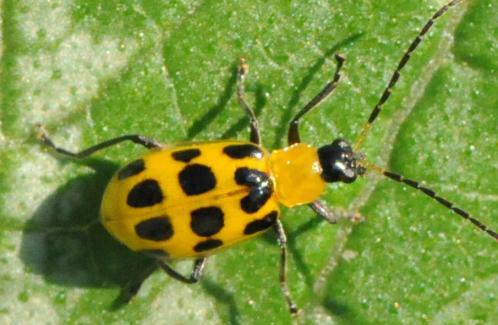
left=1, top=0, right=496, bottom=323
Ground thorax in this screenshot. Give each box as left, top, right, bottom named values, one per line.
left=270, top=143, right=325, bottom=207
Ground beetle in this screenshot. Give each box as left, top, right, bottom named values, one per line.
left=38, top=0, right=496, bottom=314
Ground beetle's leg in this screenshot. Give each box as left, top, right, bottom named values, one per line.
left=288, top=54, right=345, bottom=145
left=157, top=258, right=207, bottom=284
left=237, top=58, right=261, bottom=145
left=273, top=219, right=298, bottom=314
left=37, top=125, right=162, bottom=159
left=309, top=200, right=362, bottom=224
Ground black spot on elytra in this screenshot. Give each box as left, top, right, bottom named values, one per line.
left=235, top=167, right=273, bottom=213
left=127, top=179, right=164, bottom=207
left=244, top=211, right=278, bottom=235
left=190, top=207, right=224, bottom=237
left=223, top=144, right=263, bottom=159
left=193, top=239, right=223, bottom=252
left=135, top=216, right=173, bottom=241
left=118, top=159, right=145, bottom=180
left=172, top=148, right=201, bottom=163
left=179, top=164, right=216, bottom=195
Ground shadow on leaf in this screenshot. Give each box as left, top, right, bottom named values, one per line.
left=19, top=158, right=156, bottom=309
left=272, top=32, right=365, bottom=149
left=187, top=61, right=239, bottom=140
left=322, top=296, right=368, bottom=324
left=202, top=279, right=240, bottom=325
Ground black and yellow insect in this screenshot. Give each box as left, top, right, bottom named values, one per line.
left=38, top=0, right=496, bottom=314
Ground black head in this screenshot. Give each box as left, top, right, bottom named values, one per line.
left=318, top=139, right=365, bottom=183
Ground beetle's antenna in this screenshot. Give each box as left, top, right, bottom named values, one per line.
left=361, top=160, right=498, bottom=241
left=353, top=0, right=462, bottom=151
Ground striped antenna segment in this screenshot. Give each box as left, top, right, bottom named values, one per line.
left=354, top=0, right=462, bottom=151
left=363, top=161, right=498, bottom=241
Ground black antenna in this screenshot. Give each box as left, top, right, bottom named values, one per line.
left=354, top=0, right=462, bottom=151
left=362, top=161, right=498, bottom=241
left=353, top=0, right=497, bottom=241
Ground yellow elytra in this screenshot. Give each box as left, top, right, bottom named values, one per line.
left=101, top=141, right=324, bottom=259
left=38, top=0, right=497, bottom=314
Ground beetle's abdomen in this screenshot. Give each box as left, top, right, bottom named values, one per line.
left=100, top=141, right=280, bottom=258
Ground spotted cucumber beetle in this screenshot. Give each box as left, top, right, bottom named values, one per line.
left=38, top=0, right=497, bottom=314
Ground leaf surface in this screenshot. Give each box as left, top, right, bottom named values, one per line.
left=1, top=0, right=496, bottom=323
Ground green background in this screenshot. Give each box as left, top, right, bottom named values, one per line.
left=0, top=0, right=497, bottom=323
